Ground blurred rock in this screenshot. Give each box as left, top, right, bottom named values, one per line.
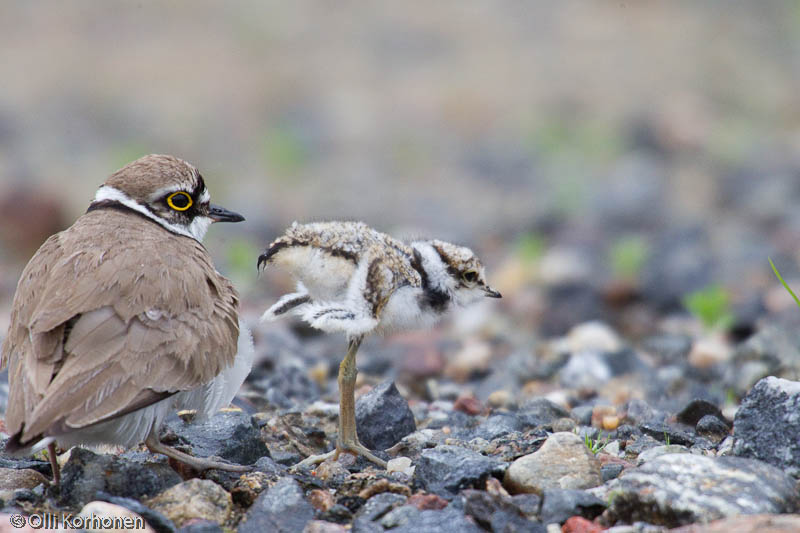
left=461, top=488, right=540, bottom=532
left=355, top=380, right=416, bottom=451
left=0, top=468, right=47, bottom=490
left=635, top=444, right=689, bottom=466
left=238, top=477, right=313, bottom=533
left=147, top=480, right=231, bottom=529
left=0, top=185, right=67, bottom=258
left=733, top=376, right=800, bottom=476
left=351, top=492, right=406, bottom=531
left=607, top=454, right=799, bottom=527
left=539, top=489, right=605, bottom=526
left=503, top=432, right=602, bottom=494
left=669, top=514, right=800, bottom=533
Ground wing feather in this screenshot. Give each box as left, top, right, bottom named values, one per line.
left=2, top=209, right=240, bottom=445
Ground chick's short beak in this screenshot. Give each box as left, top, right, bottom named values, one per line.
left=483, top=286, right=502, bottom=298
left=208, top=204, right=245, bottom=223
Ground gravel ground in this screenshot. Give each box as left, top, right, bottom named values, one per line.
left=3, top=2, right=800, bottom=532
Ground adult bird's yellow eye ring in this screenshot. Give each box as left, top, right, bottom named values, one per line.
left=463, top=270, right=478, bottom=283
left=167, top=191, right=193, bottom=211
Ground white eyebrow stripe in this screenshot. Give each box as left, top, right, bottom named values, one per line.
left=92, top=186, right=198, bottom=240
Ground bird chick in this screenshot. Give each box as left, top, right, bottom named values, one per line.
left=258, top=221, right=500, bottom=468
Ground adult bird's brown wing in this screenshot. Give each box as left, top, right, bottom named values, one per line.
left=1, top=208, right=239, bottom=447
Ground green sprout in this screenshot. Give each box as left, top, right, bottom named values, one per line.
left=516, top=232, right=546, bottom=265
left=682, top=284, right=734, bottom=331
left=584, top=432, right=608, bottom=455
left=608, top=235, right=649, bottom=280
left=769, top=257, right=800, bottom=310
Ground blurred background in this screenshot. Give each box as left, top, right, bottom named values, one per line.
left=3, top=1, right=800, bottom=407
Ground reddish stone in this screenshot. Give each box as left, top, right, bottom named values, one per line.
left=562, top=516, right=603, bottom=533
left=454, top=395, right=487, bottom=416
left=407, top=492, right=448, bottom=511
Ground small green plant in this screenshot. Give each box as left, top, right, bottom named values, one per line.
left=608, top=235, right=649, bottom=280
left=664, top=431, right=671, bottom=446
left=515, top=232, right=546, bottom=265
left=584, top=432, right=608, bottom=454
left=769, top=258, right=800, bottom=309
left=682, top=284, right=734, bottom=331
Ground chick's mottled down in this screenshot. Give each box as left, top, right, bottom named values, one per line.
left=259, top=220, right=500, bottom=337
left=258, top=220, right=500, bottom=469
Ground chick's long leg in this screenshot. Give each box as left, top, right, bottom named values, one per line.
left=292, top=336, right=387, bottom=470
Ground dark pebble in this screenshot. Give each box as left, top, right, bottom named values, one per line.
left=696, top=415, right=730, bottom=443
left=539, top=489, right=606, bottom=526
left=355, top=380, right=416, bottom=451
left=238, top=477, right=314, bottom=533
left=388, top=505, right=484, bottom=533
left=676, top=398, right=729, bottom=427
left=416, top=445, right=504, bottom=499
left=640, top=421, right=696, bottom=446
left=352, top=492, right=407, bottom=531
left=55, top=447, right=181, bottom=508
left=601, top=463, right=625, bottom=482
left=641, top=334, right=692, bottom=365
left=162, top=410, right=268, bottom=467
left=518, top=397, right=573, bottom=428
left=461, top=489, right=542, bottom=532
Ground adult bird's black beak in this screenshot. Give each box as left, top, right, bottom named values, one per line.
left=483, top=286, right=502, bottom=298
left=209, top=204, right=245, bottom=223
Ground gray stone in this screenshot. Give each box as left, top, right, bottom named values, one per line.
left=696, top=415, right=730, bottom=444
left=238, top=477, right=314, bottom=533
left=57, top=448, right=181, bottom=508
left=518, top=397, right=573, bottom=428
left=355, top=380, right=416, bottom=451
left=608, top=454, right=799, bottom=527
left=504, top=432, right=602, bottom=494
left=163, top=410, right=268, bottom=467
left=734, top=376, right=800, bottom=476
left=388, top=506, right=484, bottom=533
left=417, top=445, right=504, bottom=499
left=461, top=489, right=543, bottom=532
left=635, top=444, right=689, bottom=466
left=539, top=489, right=606, bottom=526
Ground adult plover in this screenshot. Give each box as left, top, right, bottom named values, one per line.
left=1, top=154, right=254, bottom=482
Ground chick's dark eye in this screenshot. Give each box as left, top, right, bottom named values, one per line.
left=166, top=191, right=193, bottom=211
left=463, top=270, right=478, bottom=283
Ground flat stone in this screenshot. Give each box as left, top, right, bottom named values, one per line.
left=504, top=432, right=602, bottom=494
left=607, top=454, right=799, bottom=527
left=238, top=477, right=314, bottom=533
left=163, top=410, right=268, bottom=466
left=416, top=445, right=504, bottom=499
left=146, top=479, right=231, bottom=529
